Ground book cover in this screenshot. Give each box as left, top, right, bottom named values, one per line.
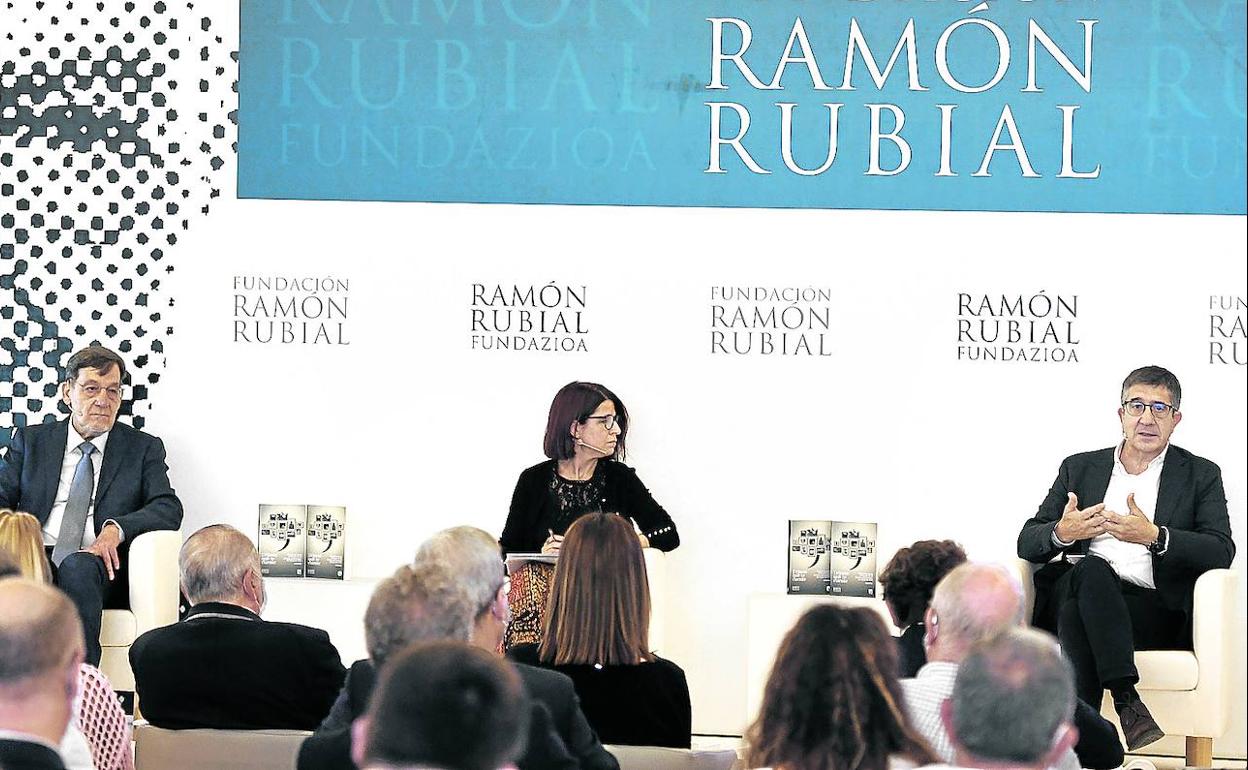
left=258, top=504, right=307, bottom=578
left=305, top=505, right=347, bottom=580
left=788, top=520, right=832, bottom=595
left=829, top=522, right=878, bottom=598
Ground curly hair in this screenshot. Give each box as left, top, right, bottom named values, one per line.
left=745, top=605, right=938, bottom=770
left=879, top=540, right=967, bottom=628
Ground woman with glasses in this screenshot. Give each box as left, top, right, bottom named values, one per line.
left=745, top=604, right=938, bottom=770
left=508, top=512, right=691, bottom=748
left=500, top=381, right=679, bottom=647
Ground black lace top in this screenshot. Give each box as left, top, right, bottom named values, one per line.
left=547, top=465, right=609, bottom=534
left=500, top=459, right=680, bottom=553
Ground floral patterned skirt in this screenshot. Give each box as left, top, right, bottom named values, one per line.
left=504, top=561, right=555, bottom=649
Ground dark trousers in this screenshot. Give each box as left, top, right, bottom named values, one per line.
left=1056, top=555, right=1186, bottom=706
left=47, top=547, right=129, bottom=667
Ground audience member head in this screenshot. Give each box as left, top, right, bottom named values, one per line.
left=0, top=578, right=85, bottom=744
left=540, top=512, right=651, bottom=666
left=746, top=605, right=938, bottom=770
left=179, top=524, right=266, bottom=614
left=364, top=562, right=476, bottom=667
left=543, top=381, right=629, bottom=461
left=943, top=628, right=1077, bottom=770
left=0, top=510, right=52, bottom=583
left=61, top=345, right=127, bottom=440
left=880, top=539, right=967, bottom=630
left=925, top=563, right=1024, bottom=663
left=352, top=640, right=528, bottom=770
left=413, top=526, right=510, bottom=651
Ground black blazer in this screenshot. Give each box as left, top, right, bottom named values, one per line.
left=1, top=419, right=182, bottom=539
left=129, top=602, right=346, bottom=730
left=0, top=739, right=68, bottom=770
left=500, top=460, right=679, bottom=553
left=297, top=658, right=595, bottom=770
left=1017, top=444, right=1234, bottom=615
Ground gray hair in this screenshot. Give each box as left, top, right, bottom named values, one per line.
left=413, top=526, right=504, bottom=616
left=364, top=563, right=476, bottom=666
left=0, top=578, right=83, bottom=688
left=179, top=525, right=262, bottom=604
left=951, top=628, right=1075, bottom=764
left=929, top=563, right=1025, bottom=652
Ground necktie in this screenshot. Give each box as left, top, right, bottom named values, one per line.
left=52, top=442, right=97, bottom=566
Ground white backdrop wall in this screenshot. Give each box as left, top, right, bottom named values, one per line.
left=2, top=0, right=1244, bottom=756
left=147, top=200, right=1246, bottom=753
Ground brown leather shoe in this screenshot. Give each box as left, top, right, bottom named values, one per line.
left=1117, top=694, right=1165, bottom=751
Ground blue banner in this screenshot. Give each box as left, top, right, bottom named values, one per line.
left=238, top=0, right=1247, bottom=214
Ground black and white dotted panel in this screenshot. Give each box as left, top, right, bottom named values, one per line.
left=1, top=0, right=235, bottom=444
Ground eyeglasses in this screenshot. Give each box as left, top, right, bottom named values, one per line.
left=76, top=383, right=123, bottom=401
left=1122, top=399, right=1177, bottom=418
left=585, top=414, right=619, bottom=430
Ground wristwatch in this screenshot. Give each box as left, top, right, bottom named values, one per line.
left=1147, top=526, right=1169, bottom=556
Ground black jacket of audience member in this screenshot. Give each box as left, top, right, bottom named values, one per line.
left=508, top=644, right=692, bottom=749
left=0, top=738, right=68, bottom=770
left=129, top=601, right=346, bottom=730
left=298, top=658, right=618, bottom=770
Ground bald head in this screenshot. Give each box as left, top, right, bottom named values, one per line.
left=0, top=579, right=84, bottom=690
left=180, top=525, right=263, bottom=606
left=927, top=563, right=1025, bottom=661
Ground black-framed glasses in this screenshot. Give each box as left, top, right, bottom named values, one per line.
left=76, top=382, right=124, bottom=401
left=1122, top=399, right=1177, bottom=418
left=585, top=414, right=619, bottom=430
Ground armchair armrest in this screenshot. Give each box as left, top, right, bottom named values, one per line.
left=127, top=530, right=182, bottom=636
left=1190, top=568, right=1236, bottom=735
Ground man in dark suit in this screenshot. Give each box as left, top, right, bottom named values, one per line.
left=0, top=579, right=85, bottom=770
left=0, top=345, right=183, bottom=666
left=129, top=524, right=346, bottom=730
left=299, top=560, right=582, bottom=770
left=1018, top=365, right=1234, bottom=751
left=300, top=526, right=619, bottom=770
left=351, top=642, right=528, bottom=770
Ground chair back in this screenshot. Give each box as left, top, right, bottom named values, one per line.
left=605, top=744, right=742, bottom=770
left=133, top=723, right=310, bottom=770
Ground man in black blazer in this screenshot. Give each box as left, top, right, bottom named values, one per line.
left=0, top=345, right=183, bottom=666
left=0, top=580, right=86, bottom=770
left=1018, top=366, right=1234, bottom=751
left=300, top=527, right=618, bottom=770
left=129, top=524, right=346, bottom=730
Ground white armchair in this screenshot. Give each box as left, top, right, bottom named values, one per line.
left=99, top=530, right=181, bottom=692
left=1013, top=560, right=1237, bottom=766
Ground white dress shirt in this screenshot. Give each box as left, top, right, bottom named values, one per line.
left=1087, top=443, right=1168, bottom=588
left=41, top=425, right=111, bottom=547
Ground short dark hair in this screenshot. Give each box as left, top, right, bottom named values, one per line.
left=363, top=641, right=528, bottom=770
left=542, top=381, right=629, bottom=460
left=1121, top=365, right=1181, bottom=409
left=63, top=345, right=127, bottom=384
left=880, top=540, right=968, bottom=627
left=951, top=628, right=1074, bottom=765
